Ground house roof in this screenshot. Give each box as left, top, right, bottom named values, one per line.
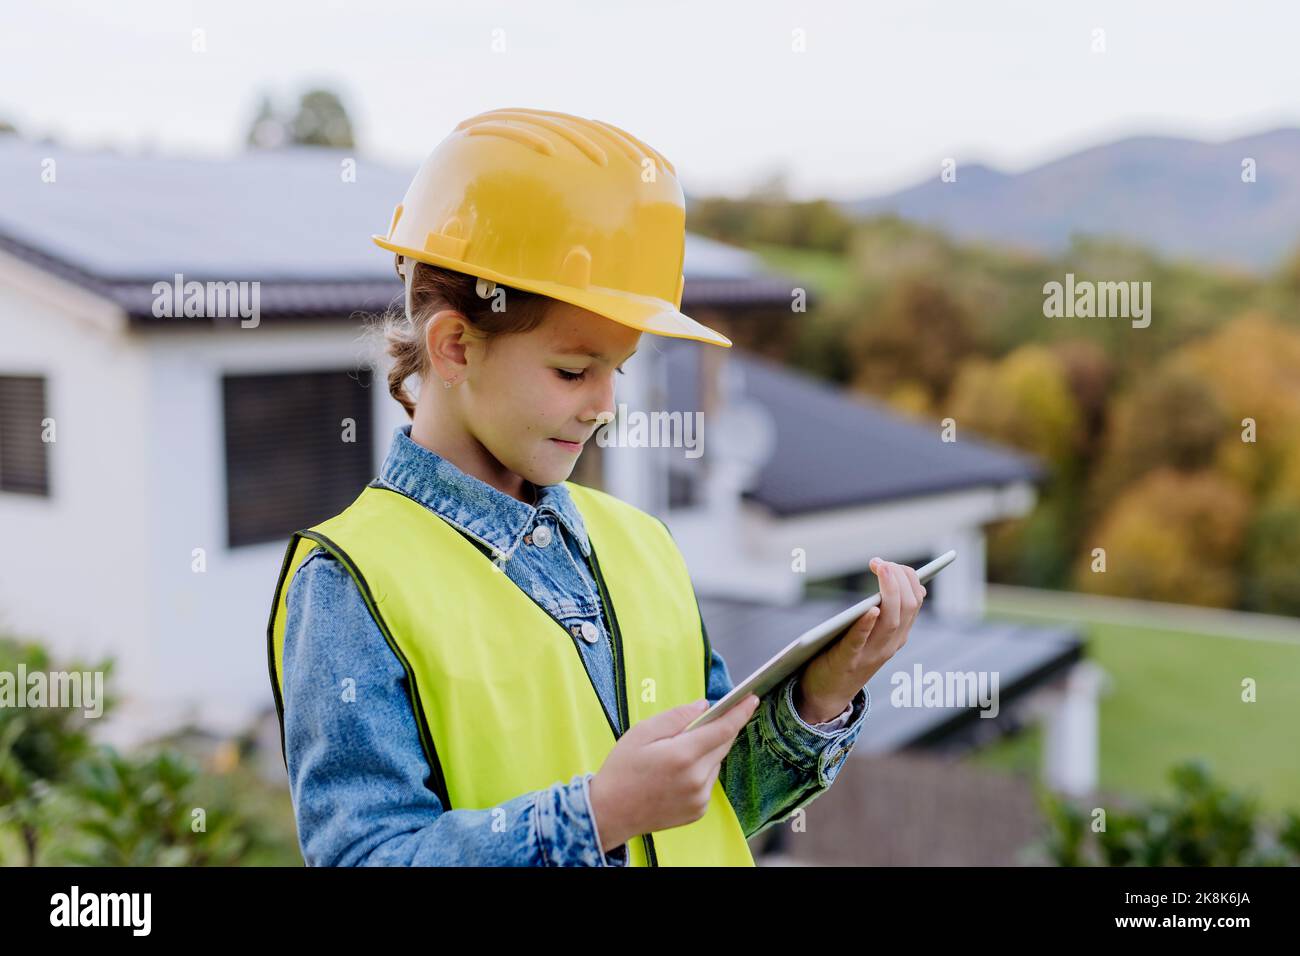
left=662, top=338, right=1046, bottom=516
left=0, top=139, right=795, bottom=321
left=699, top=590, right=1083, bottom=755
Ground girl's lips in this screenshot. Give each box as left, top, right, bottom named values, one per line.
left=550, top=438, right=582, bottom=452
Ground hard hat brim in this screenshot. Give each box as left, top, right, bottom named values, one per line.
left=372, top=236, right=733, bottom=349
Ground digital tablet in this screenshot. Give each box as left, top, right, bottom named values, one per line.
left=683, top=550, right=957, bottom=731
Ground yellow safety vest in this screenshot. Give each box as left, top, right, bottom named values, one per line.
left=266, top=479, right=755, bottom=867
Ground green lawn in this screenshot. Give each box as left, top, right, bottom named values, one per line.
left=971, top=599, right=1300, bottom=816
left=747, top=242, right=853, bottom=302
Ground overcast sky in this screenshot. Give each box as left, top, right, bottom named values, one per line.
left=3, top=0, right=1297, bottom=199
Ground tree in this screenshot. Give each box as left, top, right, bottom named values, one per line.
left=1242, top=498, right=1300, bottom=616
left=1073, top=467, right=1251, bottom=607
left=1048, top=338, right=1113, bottom=460
left=747, top=169, right=790, bottom=202
left=244, top=88, right=356, bottom=149
left=849, top=278, right=982, bottom=409
left=1087, top=360, right=1231, bottom=527
left=290, top=89, right=356, bottom=148
left=686, top=195, right=854, bottom=253
left=986, top=492, right=1074, bottom=589
left=1277, top=243, right=1300, bottom=298
left=245, top=94, right=289, bottom=149
left=1173, top=311, right=1300, bottom=500
left=945, top=342, right=1082, bottom=467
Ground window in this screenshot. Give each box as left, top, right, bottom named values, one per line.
left=0, top=374, right=50, bottom=496
left=222, top=368, right=374, bottom=547
left=667, top=468, right=698, bottom=508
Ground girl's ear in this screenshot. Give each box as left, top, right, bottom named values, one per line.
left=425, top=310, right=460, bottom=377
left=428, top=314, right=490, bottom=383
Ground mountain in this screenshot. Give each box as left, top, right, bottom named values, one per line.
left=844, top=128, right=1300, bottom=271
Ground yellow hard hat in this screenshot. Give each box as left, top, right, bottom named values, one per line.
left=372, top=107, right=732, bottom=348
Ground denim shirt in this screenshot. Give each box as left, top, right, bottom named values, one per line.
left=280, top=422, right=869, bottom=866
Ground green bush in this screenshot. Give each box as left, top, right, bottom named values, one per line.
left=1035, top=759, right=1300, bottom=866
left=0, top=635, right=299, bottom=866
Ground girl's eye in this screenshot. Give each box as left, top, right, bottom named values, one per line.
left=555, top=367, right=626, bottom=381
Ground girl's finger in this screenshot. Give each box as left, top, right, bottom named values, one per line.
left=901, top=564, right=925, bottom=605
left=891, top=563, right=917, bottom=628
left=900, top=568, right=920, bottom=618
left=853, top=606, right=880, bottom=646
left=874, top=558, right=901, bottom=631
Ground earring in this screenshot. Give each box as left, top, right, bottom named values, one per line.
left=443, top=379, right=453, bottom=389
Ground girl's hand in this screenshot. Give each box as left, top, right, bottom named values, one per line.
left=589, top=694, right=760, bottom=852
left=793, top=557, right=926, bottom=724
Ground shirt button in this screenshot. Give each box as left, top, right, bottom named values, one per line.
left=531, top=523, right=553, bottom=548
left=579, top=621, right=599, bottom=644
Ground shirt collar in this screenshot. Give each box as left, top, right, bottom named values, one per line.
left=375, top=423, right=592, bottom=561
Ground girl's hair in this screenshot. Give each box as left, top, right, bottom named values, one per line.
left=368, top=261, right=554, bottom=419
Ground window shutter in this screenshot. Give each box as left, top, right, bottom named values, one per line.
left=222, top=369, right=374, bottom=547
left=0, top=374, right=50, bottom=496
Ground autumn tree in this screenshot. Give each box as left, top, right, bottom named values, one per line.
left=1073, top=468, right=1251, bottom=607
left=848, top=277, right=981, bottom=412
left=945, top=344, right=1083, bottom=587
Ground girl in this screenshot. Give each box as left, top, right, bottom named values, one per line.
left=266, top=107, right=925, bottom=866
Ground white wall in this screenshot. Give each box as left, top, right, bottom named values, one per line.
left=0, top=257, right=407, bottom=746
left=0, top=258, right=154, bottom=734
left=142, top=319, right=405, bottom=739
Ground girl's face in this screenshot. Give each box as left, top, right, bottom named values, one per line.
left=454, top=299, right=642, bottom=490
